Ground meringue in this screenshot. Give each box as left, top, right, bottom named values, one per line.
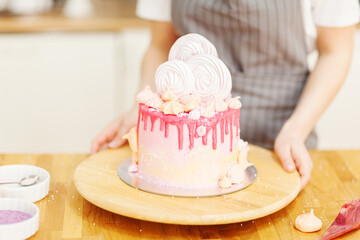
left=227, top=164, right=245, bottom=184
left=122, top=127, right=138, bottom=152
left=200, top=105, right=216, bottom=118
left=189, top=108, right=201, bottom=120
left=161, top=87, right=179, bottom=102
left=218, top=176, right=232, bottom=189
left=160, top=100, right=184, bottom=115
left=226, top=96, right=242, bottom=109
left=196, top=126, right=207, bottom=137
left=136, top=85, right=156, bottom=104
left=209, top=97, right=228, bottom=112
left=180, top=94, right=201, bottom=112
left=295, top=209, right=322, bottom=233
left=145, top=95, right=164, bottom=109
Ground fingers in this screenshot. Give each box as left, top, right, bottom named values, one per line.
left=108, top=129, right=127, bottom=149
left=91, top=118, right=123, bottom=154
left=291, top=143, right=313, bottom=190
left=274, top=141, right=296, bottom=172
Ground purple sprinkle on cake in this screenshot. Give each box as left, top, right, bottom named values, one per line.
left=0, top=210, right=32, bottom=224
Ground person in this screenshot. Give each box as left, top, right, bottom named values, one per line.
left=91, top=0, right=359, bottom=190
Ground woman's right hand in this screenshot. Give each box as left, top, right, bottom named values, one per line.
left=91, top=106, right=138, bottom=154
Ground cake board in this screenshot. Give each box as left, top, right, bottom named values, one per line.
left=73, top=145, right=300, bottom=225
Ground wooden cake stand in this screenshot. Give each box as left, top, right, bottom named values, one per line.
left=73, top=145, right=300, bottom=225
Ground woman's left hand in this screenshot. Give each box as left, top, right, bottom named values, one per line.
left=274, top=121, right=313, bottom=190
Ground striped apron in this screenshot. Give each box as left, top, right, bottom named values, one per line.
left=171, top=0, right=317, bottom=149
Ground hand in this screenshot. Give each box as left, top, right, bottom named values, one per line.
left=91, top=107, right=138, bottom=154
left=274, top=121, right=313, bottom=190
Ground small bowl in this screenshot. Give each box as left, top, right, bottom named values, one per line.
left=0, top=165, right=50, bottom=202
left=0, top=198, right=39, bottom=240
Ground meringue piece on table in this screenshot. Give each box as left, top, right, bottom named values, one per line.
left=295, top=209, right=322, bottom=233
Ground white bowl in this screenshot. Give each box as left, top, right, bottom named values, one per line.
left=0, top=165, right=50, bottom=202
left=0, top=198, right=39, bottom=240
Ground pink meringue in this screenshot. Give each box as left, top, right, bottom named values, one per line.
left=160, top=100, right=184, bottom=115
left=122, top=127, right=138, bottom=152
left=209, top=97, right=228, bottom=112
left=227, top=164, right=245, bottom=184
left=200, top=105, right=216, bottom=118
left=136, top=85, right=156, bottom=104
left=161, top=87, right=178, bottom=101
left=226, top=96, right=242, bottom=109
left=218, top=176, right=232, bottom=189
left=188, top=108, right=201, bottom=120
left=145, top=95, right=164, bottom=109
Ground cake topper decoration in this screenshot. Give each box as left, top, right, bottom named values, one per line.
left=168, top=33, right=218, bottom=62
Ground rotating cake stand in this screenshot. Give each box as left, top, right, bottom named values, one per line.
left=74, top=145, right=300, bottom=225
left=117, top=158, right=257, bottom=197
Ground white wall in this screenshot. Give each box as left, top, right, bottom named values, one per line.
left=0, top=29, right=359, bottom=153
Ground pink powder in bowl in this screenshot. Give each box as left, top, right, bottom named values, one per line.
left=0, top=210, right=32, bottom=224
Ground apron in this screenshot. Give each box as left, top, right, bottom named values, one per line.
left=171, top=0, right=317, bottom=149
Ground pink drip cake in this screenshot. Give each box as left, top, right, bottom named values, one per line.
left=123, top=33, right=252, bottom=189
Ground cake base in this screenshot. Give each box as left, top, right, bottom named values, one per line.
left=117, top=158, right=257, bottom=197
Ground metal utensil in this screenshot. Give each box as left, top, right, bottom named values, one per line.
left=0, top=175, right=39, bottom=187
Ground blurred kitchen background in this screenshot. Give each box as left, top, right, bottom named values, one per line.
left=0, top=0, right=359, bottom=153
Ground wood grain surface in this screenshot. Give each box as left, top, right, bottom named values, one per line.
left=73, top=145, right=300, bottom=225
left=1, top=148, right=360, bottom=239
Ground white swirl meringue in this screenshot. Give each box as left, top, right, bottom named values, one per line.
left=187, top=54, right=232, bottom=102
left=218, top=175, right=232, bottom=189
left=168, top=33, right=218, bottom=62
left=226, top=96, right=242, bottom=109
left=161, top=87, right=179, bottom=101
left=145, top=95, right=164, bottom=109
left=160, top=100, right=184, bottom=115
left=136, top=85, right=157, bottom=104
left=189, top=108, right=201, bottom=120
left=155, top=60, right=195, bottom=98
left=209, top=97, right=228, bottom=112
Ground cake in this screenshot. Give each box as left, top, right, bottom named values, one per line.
left=122, top=33, right=252, bottom=189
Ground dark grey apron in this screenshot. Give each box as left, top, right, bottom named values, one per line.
left=171, top=0, right=317, bottom=149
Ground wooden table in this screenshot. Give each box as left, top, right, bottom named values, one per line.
left=0, top=149, right=359, bottom=240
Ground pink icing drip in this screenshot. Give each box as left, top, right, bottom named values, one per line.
left=220, top=119, right=225, bottom=143
left=138, top=104, right=240, bottom=152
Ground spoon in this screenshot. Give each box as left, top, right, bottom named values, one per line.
left=0, top=175, right=39, bottom=187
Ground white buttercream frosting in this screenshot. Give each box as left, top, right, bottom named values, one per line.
left=226, top=96, right=242, bottom=109
left=187, top=54, right=232, bottom=102
left=160, top=100, right=184, bottom=115
left=155, top=60, right=195, bottom=98
left=168, top=33, right=218, bottom=62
